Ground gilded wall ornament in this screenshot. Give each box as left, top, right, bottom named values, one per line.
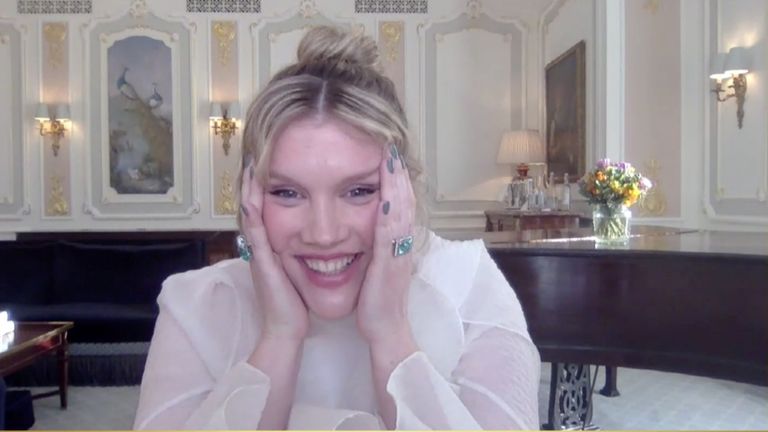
left=129, top=0, right=149, bottom=18
left=298, top=0, right=318, bottom=19
left=643, top=0, right=660, bottom=14
left=380, top=22, right=402, bottom=64
left=638, top=159, right=666, bottom=216
left=466, top=0, right=483, bottom=19
left=217, top=170, right=237, bottom=215
left=43, top=23, right=67, bottom=69
left=212, top=21, right=236, bottom=67
left=48, top=175, right=69, bottom=216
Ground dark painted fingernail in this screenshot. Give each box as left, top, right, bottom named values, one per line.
left=240, top=204, right=249, bottom=217
left=386, top=158, right=394, bottom=174
left=249, top=165, right=255, bottom=180
left=383, top=201, right=390, bottom=215
left=390, top=144, right=399, bottom=161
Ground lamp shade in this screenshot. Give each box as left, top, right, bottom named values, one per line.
left=53, top=104, right=70, bottom=120
left=709, top=53, right=731, bottom=80
left=226, top=101, right=241, bottom=119
left=497, top=129, right=545, bottom=165
left=209, top=103, right=223, bottom=120
left=34, top=103, right=50, bottom=121
left=724, top=46, right=749, bottom=75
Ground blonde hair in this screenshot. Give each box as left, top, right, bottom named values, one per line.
left=238, top=26, right=425, bottom=231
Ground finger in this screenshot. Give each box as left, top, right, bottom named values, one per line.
left=239, top=164, right=274, bottom=263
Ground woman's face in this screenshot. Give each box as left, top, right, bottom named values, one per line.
left=262, top=116, right=382, bottom=320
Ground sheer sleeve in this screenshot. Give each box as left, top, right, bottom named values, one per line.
left=133, top=270, right=272, bottom=430
left=387, top=327, right=540, bottom=430
left=387, top=236, right=541, bottom=430
left=133, top=305, right=271, bottom=430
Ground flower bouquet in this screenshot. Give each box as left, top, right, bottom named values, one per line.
left=578, top=159, right=652, bottom=244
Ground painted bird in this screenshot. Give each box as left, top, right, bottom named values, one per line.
left=147, top=83, right=163, bottom=109
left=116, top=66, right=139, bottom=100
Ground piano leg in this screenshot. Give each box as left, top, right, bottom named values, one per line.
left=543, top=363, right=599, bottom=430
left=599, top=366, right=621, bottom=397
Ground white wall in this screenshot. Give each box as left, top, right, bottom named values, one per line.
left=2, top=0, right=765, bottom=235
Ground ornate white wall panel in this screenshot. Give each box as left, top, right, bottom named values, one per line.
left=82, top=6, right=198, bottom=219
left=0, top=22, right=27, bottom=219
left=421, top=10, right=525, bottom=218
left=705, top=0, right=768, bottom=223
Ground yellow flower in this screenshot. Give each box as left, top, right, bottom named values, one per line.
left=610, top=181, right=621, bottom=192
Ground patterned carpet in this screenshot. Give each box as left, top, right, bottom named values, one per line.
left=20, top=364, right=768, bottom=430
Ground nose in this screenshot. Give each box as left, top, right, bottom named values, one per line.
left=301, top=198, right=347, bottom=247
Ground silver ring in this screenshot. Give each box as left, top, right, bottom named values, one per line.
left=392, top=235, right=414, bottom=257
left=236, top=234, right=253, bottom=262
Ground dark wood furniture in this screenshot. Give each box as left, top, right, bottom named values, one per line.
left=484, top=209, right=583, bottom=232
left=0, top=322, right=74, bottom=408
left=444, top=226, right=768, bottom=429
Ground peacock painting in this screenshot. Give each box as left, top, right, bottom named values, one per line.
left=107, top=35, right=173, bottom=194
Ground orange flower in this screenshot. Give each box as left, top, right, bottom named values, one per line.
left=595, top=171, right=606, bottom=182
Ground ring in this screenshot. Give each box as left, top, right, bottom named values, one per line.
left=236, top=234, right=253, bottom=262
left=392, top=235, right=414, bottom=257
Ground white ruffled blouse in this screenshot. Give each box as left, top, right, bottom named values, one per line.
left=133, top=231, right=541, bottom=430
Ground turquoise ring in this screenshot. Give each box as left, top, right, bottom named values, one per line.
left=393, top=235, right=414, bottom=257
left=236, top=234, right=253, bottom=262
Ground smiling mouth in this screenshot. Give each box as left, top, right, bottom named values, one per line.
left=302, top=254, right=361, bottom=276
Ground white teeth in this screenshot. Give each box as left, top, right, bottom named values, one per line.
left=304, top=255, right=356, bottom=275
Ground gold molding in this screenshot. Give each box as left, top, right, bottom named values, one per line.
left=43, top=23, right=67, bottom=69
left=638, top=159, right=666, bottom=216
left=643, top=0, right=660, bottom=14
left=47, top=175, right=69, bottom=216
left=212, top=21, right=236, bottom=67
left=217, top=170, right=237, bottom=215
left=380, top=22, right=402, bottom=64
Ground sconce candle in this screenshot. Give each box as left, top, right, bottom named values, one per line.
left=710, top=46, right=750, bottom=129
left=210, top=102, right=240, bottom=156
left=35, top=103, right=70, bottom=156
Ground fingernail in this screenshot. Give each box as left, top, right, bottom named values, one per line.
left=387, top=158, right=394, bottom=174
left=249, top=165, right=255, bottom=180
left=390, top=144, right=399, bottom=161
left=240, top=204, right=249, bottom=217
left=383, top=201, right=390, bottom=215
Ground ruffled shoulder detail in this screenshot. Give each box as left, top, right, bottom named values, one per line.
left=157, top=259, right=259, bottom=378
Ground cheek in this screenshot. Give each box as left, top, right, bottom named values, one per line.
left=354, top=202, right=380, bottom=247
left=262, top=202, right=300, bottom=251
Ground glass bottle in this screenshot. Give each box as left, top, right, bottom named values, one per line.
left=560, top=173, right=571, bottom=211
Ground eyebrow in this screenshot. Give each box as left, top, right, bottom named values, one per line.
left=268, top=167, right=380, bottom=184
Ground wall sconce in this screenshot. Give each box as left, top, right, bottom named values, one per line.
left=710, top=46, right=750, bottom=129
left=210, top=102, right=241, bottom=156
left=35, top=103, right=70, bottom=156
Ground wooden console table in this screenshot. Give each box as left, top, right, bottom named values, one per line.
left=484, top=209, right=585, bottom=232
left=0, top=321, right=74, bottom=409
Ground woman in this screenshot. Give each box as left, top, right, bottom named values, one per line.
left=134, top=26, right=540, bottom=430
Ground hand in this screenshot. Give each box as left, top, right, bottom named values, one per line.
left=241, top=164, right=309, bottom=342
left=356, top=144, right=417, bottom=345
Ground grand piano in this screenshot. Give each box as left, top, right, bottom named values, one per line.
left=444, top=226, right=768, bottom=429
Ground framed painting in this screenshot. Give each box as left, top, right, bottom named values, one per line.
left=85, top=10, right=196, bottom=218
left=545, top=40, right=586, bottom=182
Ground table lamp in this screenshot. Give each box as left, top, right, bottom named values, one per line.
left=497, top=129, right=546, bottom=209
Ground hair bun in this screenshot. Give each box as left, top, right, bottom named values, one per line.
left=297, top=26, right=378, bottom=70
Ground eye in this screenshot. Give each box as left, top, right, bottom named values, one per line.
left=348, top=187, right=377, bottom=198
left=269, top=188, right=301, bottom=200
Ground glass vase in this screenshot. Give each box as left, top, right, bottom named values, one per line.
left=592, top=204, right=631, bottom=245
